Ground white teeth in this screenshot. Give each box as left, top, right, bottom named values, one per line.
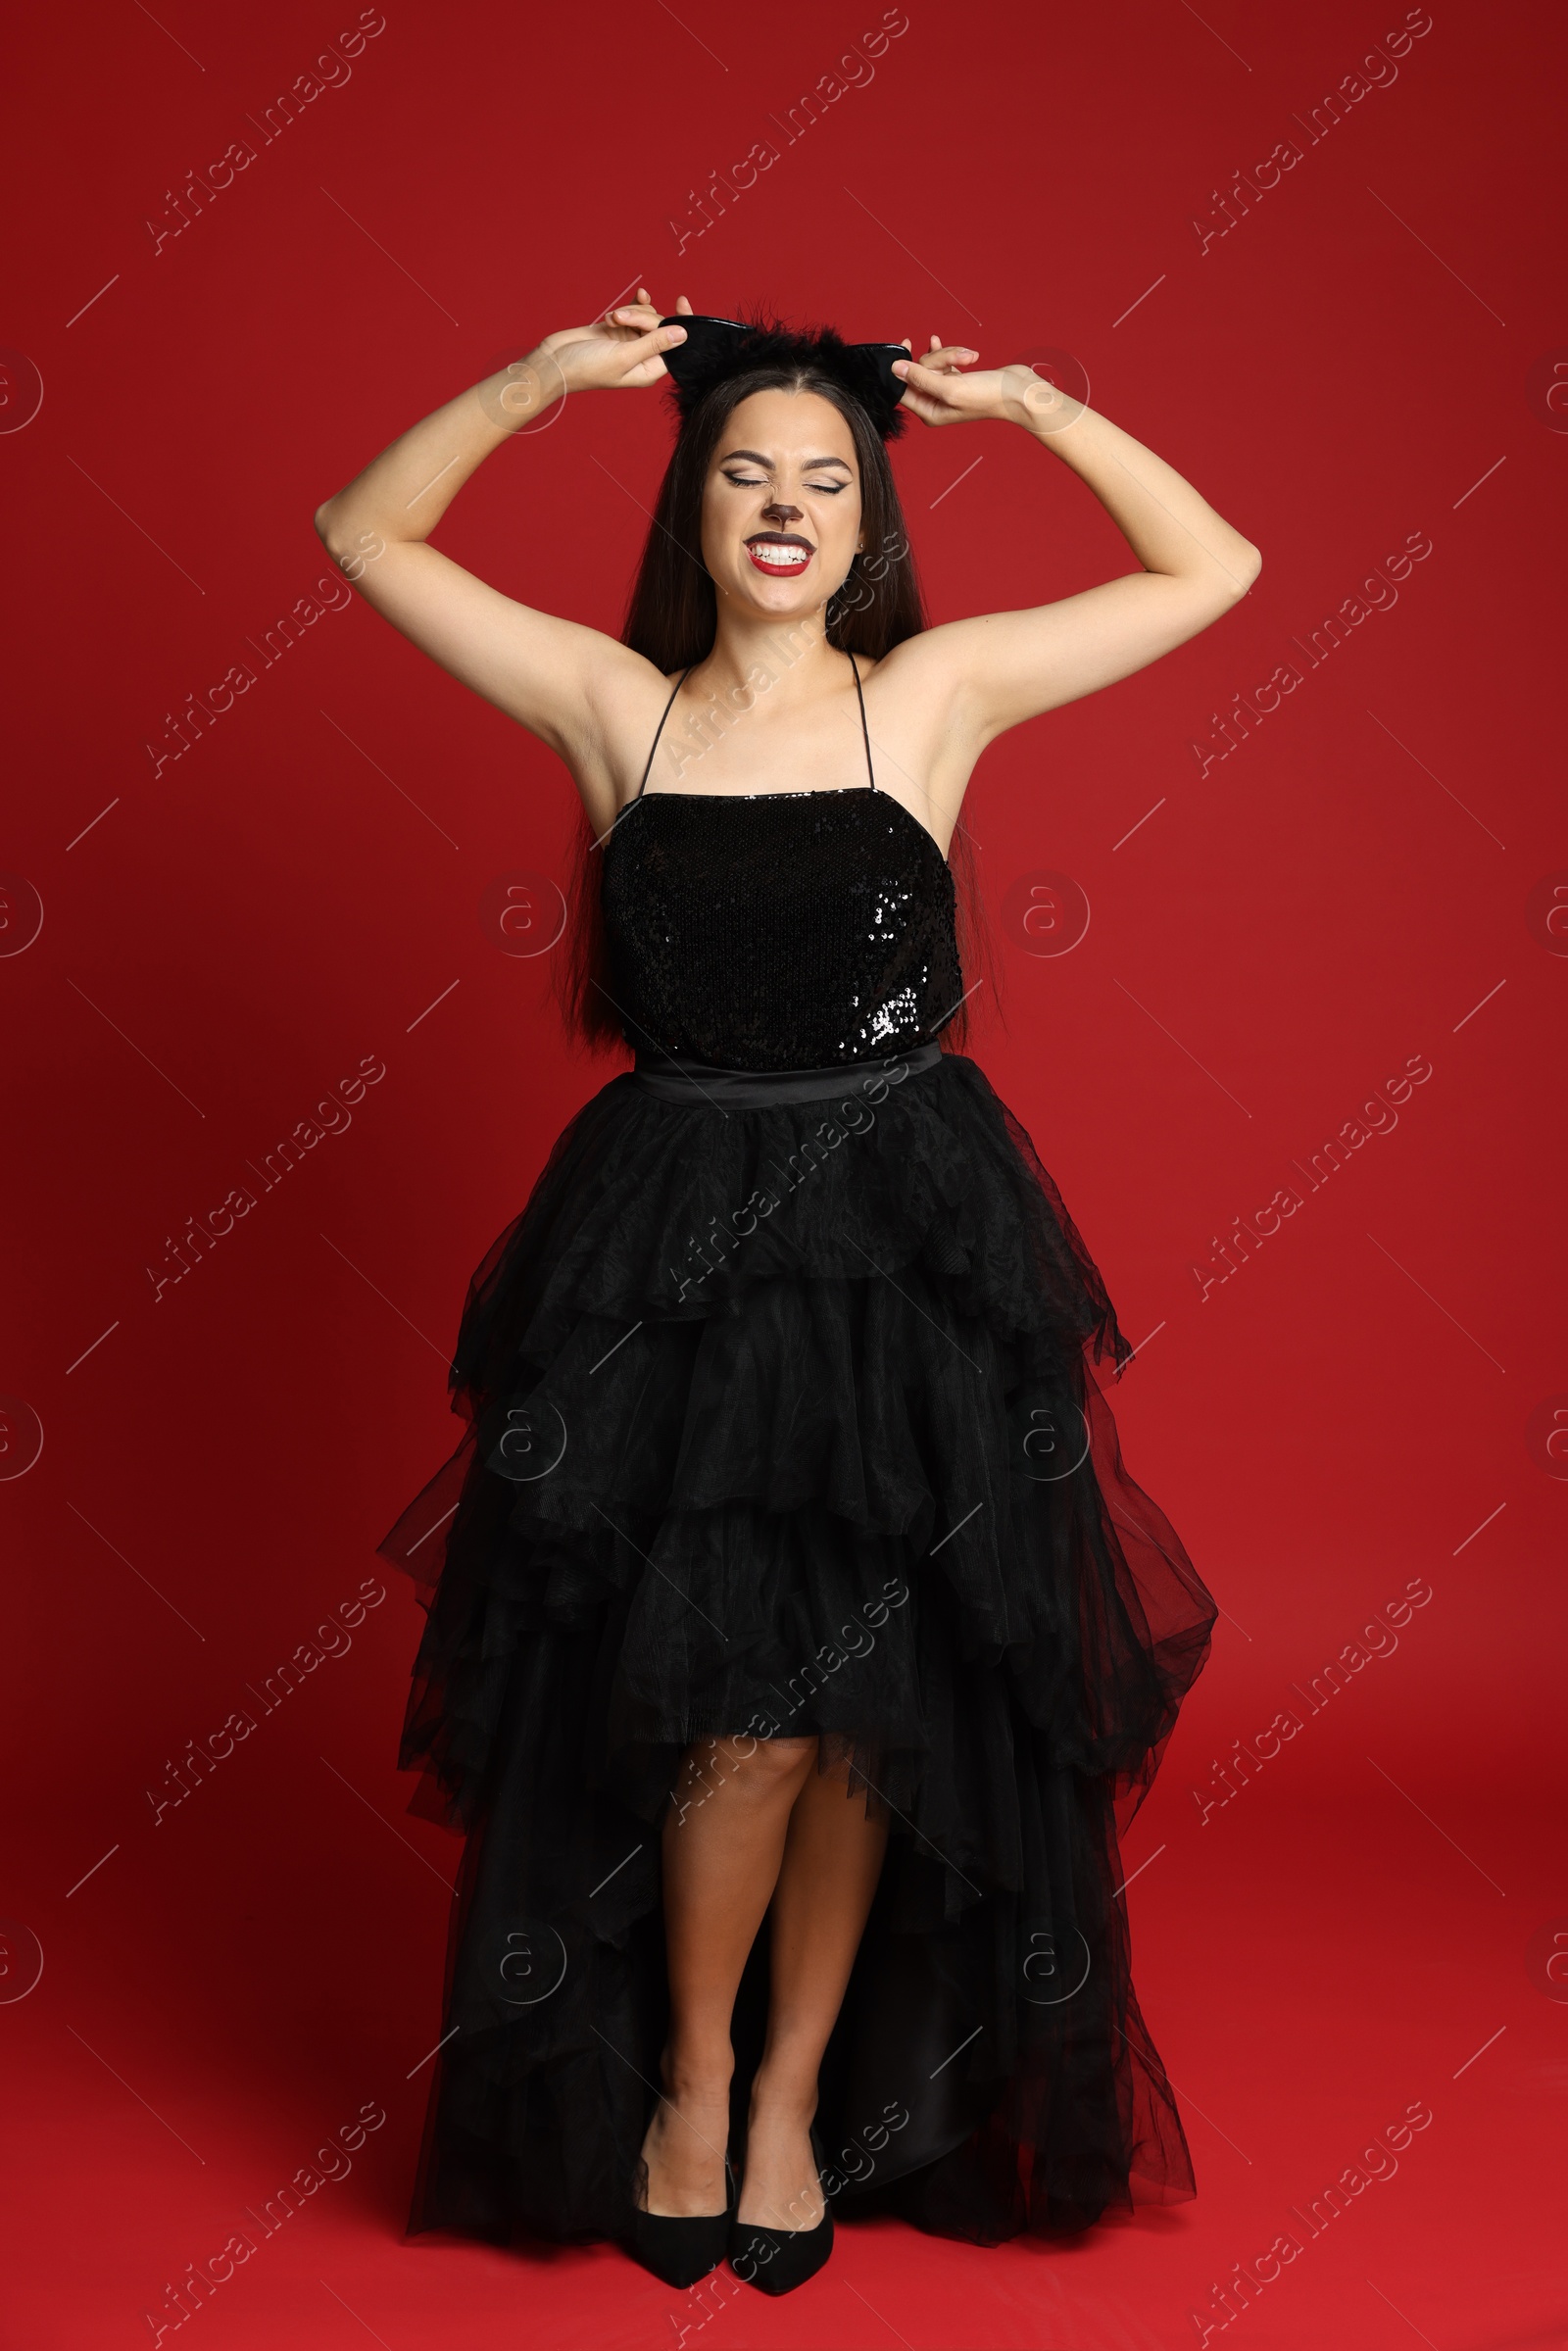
left=751, top=543, right=809, bottom=568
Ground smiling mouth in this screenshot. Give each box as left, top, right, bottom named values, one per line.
left=745, top=531, right=814, bottom=574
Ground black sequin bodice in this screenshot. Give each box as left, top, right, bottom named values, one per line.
left=600, top=789, right=962, bottom=1071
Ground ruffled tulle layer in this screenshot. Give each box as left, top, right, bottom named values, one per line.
left=380, top=1053, right=1216, bottom=2247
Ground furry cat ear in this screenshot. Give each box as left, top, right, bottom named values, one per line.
left=658, top=314, right=909, bottom=440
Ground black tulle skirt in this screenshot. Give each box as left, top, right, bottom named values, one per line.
left=379, top=1049, right=1216, bottom=2249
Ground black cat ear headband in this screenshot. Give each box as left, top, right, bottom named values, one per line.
left=657, top=313, right=911, bottom=441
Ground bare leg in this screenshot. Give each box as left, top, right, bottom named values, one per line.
left=639, top=1735, right=817, bottom=2216
left=736, top=1756, right=890, bottom=2229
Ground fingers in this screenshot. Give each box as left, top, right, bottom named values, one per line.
left=890, top=348, right=981, bottom=427
left=892, top=356, right=948, bottom=382
left=609, top=289, right=695, bottom=328
left=618, top=320, right=688, bottom=371
left=923, top=339, right=979, bottom=370
left=896, top=346, right=977, bottom=379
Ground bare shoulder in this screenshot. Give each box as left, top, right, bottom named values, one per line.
left=323, top=528, right=680, bottom=835
left=853, top=626, right=965, bottom=718
left=856, top=614, right=1006, bottom=715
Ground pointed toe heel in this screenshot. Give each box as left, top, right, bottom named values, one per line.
left=626, top=2155, right=736, bottom=2289
left=729, top=2128, right=835, bottom=2295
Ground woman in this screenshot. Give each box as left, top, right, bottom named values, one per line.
left=316, top=292, right=1250, bottom=2294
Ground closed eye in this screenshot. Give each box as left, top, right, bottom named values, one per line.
left=721, top=472, right=849, bottom=494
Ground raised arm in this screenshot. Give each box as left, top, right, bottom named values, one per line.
left=889, top=348, right=1261, bottom=757
left=311, top=302, right=690, bottom=824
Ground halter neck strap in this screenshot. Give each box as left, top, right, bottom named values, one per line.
left=846, top=650, right=876, bottom=791
left=635, top=668, right=690, bottom=799
left=635, top=653, right=874, bottom=795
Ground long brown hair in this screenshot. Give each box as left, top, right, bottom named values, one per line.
left=558, top=364, right=987, bottom=1053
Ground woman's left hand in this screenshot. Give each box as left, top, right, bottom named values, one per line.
left=892, top=338, right=1009, bottom=426
left=894, top=340, right=1072, bottom=429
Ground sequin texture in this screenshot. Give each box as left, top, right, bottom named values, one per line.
left=600, top=789, right=963, bottom=1070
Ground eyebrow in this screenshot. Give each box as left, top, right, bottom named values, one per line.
left=720, top=448, right=854, bottom=471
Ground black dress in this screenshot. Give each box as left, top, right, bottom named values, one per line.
left=379, top=653, right=1217, bottom=2249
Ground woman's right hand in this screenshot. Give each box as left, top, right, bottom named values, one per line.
left=525, top=287, right=693, bottom=401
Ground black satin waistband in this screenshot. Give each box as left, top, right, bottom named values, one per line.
left=632, top=1040, right=943, bottom=1107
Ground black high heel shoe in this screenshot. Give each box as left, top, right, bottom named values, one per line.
left=626, top=2147, right=736, bottom=2290
left=728, top=2125, right=834, bottom=2296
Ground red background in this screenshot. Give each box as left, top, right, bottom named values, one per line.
left=3, top=0, right=1564, bottom=2344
